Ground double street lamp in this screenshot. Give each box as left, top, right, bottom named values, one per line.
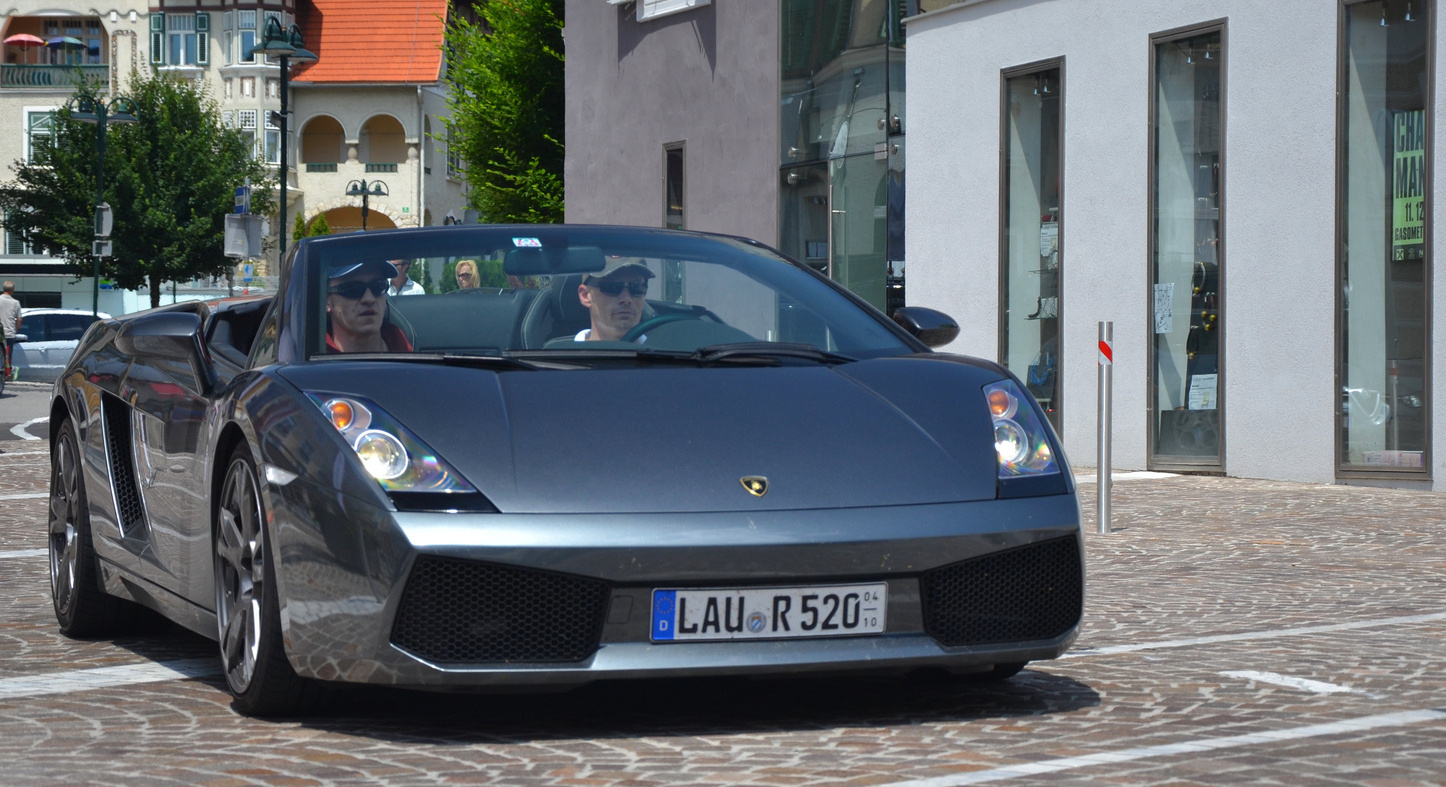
left=345, top=178, right=389, bottom=231
left=72, top=93, right=138, bottom=318
left=250, top=17, right=317, bottom=262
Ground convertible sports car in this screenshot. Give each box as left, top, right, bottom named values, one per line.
left=48, top=225, right=1083, bottom=716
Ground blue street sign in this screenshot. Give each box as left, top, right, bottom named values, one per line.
left=234, top=186, right=250, bottom=214
left=242, top=263, right=254, bottom=282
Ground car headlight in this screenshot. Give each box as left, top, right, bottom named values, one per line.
left=983, top=379, right=1059, bottom=478
left=306, top=393, right=474, bottom=493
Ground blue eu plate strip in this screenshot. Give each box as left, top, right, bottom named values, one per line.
left=651, top=590, right=677, bottom=641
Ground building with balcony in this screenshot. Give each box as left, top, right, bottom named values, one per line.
left=0, top=0, right=466, bottom=313
left=1, top=2, right=148, bottom=309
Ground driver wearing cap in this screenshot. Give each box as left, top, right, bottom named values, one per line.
left=575, top=257, right=655, bottom=342
left=326, top=260, right=413, bottom=353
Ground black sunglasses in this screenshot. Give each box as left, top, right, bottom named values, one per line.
left=589, top=280, right=648, bottom=297
left=329, top=278, right=389, bottom=299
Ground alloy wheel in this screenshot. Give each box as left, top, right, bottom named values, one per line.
left=215, top=455, right=265, bottom=694
left=47, top=430, right=81, bottom=617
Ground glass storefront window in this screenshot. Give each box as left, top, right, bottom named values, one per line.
left=1150, top=26, right=1224, bottom=467
left=1001, top=64, right=1063, bottom=433
left=1338, top=0, right=1431, bottom=473
left=779, top=0, right=905, bottom=315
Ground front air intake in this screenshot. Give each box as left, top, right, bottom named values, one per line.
left=920, top=535, right=1083, bottom=647
left=391, top=556, right=610, bottom=664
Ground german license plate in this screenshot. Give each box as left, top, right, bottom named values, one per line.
left=650, top=583, right=887, bottom=642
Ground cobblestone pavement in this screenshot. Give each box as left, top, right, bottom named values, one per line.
left=1, top=444, right=1443, bottom=786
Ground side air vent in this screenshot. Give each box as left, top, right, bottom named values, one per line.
left=101, top=393, right=146, bottom=535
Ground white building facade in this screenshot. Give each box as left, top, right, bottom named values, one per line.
left=907, top=0, right=1443, bottom=488
left=1, top=0, right=465, bottom=313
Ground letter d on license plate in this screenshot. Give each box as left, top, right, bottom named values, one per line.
left=651, top=583, right=887, bottom=642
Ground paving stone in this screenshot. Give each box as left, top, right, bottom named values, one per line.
left=1, top=455, right=1444, bottom=785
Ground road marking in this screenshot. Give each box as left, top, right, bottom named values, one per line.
left=10, top=416, right=47, bottom=441
left=1220, top=670, right=1356, bottom=694
left=0, top=449, right=49, bottom=458
left=0, top=610, right=1435, bottom=700
left=880, top=709, right=1446, bottom=786
left=1073, top=471, right=1177, bottom=484
left=1063, top=612, right=1446, bottom=658
left=0, top=492, right=47, bottom=501
left=0, top=659, right=220, bottom=700
left=0, top=549, right=46, bottom=560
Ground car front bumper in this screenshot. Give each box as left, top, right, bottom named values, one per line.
left=264, top=477, right=1085, bottom=688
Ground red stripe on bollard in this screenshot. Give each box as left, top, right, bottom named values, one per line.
left=1099, top=340, right=1113, bottom=365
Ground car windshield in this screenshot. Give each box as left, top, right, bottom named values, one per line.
left=304, top=226, right=914, bottom=362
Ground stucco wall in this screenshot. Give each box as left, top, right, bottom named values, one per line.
left=906, top=0, right=1432, bottom=486
left=564, top=0, right=779, bottom=242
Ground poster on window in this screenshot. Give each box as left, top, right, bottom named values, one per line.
left=1393, top=109, right=1425, bottom=262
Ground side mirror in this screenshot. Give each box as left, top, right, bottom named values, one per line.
left=892, top=307, right=960, bottom=348
left=12, top=333, right=27, bottom=343
left=115, top=311, right=205, bottom=362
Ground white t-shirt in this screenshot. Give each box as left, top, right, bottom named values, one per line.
left=388, top=278, right=425, bottom=296
left=574, top=329, right=645, bottom=344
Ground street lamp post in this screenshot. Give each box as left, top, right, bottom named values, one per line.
left=251, top=18, right=317, bottom=263
left=345, top=178, right=389, bottom=230
left=72, top=93, right=138, bottom=318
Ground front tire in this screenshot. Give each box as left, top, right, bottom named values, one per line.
left=49, top=417, right=153, bottom=636
left=214, top=444, right=322, bottom=716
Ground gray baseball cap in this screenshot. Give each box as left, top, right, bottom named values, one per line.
left=329, top=259, right=399, bottom=280
left=586, top=256, right=655, bottom=281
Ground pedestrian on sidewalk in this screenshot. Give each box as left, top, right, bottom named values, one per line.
left=0, top=281, right=21, bottom=381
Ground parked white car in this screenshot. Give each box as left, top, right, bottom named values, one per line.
left=11, top=309, right=110, bottom=382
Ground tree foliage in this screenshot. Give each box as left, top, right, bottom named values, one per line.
left=444, top=0, right=564, bottom=223
left=0, top=72, right=273, bottom=307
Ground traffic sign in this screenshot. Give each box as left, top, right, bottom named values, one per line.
left=242, top=263, right=254, bottom=282
left=94, top=203, right=113, bottom=238
left=234, top=185, right=250, bottom=214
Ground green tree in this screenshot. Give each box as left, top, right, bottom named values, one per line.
left=293, top=212, right=308, bottom=243
left=0, top=73, right=273, bottom=308
left=308, top=212, right=331, bottom=236
left=444, top=0, right=564, bottom=223
left=439, top=261, right=458, bottom=293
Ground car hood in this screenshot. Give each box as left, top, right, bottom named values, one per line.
left=278, top=355, right=1008, bottom=514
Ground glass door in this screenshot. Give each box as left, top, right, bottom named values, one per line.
left=1150, top=25, right=1225, bottom=469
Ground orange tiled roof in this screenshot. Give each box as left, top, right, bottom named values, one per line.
left=291, top=0, right=447, bottom=84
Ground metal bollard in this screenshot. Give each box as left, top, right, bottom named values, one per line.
left=1097, top=321, right=1113, bottom=535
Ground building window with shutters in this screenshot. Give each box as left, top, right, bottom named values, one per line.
left=168, top=14, right=197, bottom=65
left=4, top=212, right=34, bottom=256
left=25, top=111, right=54, bottom=164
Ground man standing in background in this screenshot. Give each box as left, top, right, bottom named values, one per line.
left=387, top=259, right=426, bottom=296
left=0, top=282, right=22, bottom=380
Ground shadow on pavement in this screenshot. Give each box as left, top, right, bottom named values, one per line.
left=285, top=666, right=1099, bottom=743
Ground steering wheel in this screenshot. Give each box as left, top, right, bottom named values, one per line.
left=623, top=313, right=694, bottom=343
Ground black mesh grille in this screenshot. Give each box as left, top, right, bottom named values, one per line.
left=920, top=535, right=1083, bottom=647
left=101, top=394, right=144, bottom=533
left=391, top=556, right=611, bottom=664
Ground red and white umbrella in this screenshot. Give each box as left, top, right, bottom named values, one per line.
left=4, top=33, right=45, bottom=64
